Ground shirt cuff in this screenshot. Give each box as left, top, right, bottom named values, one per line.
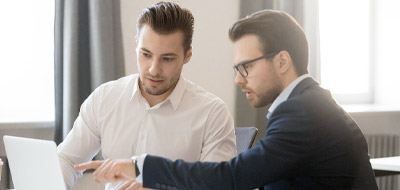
left=133, top=154, right=147, bottom=183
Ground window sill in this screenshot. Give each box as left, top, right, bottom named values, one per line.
left=0, top=121, right=54, bottom=130
left=342, top=104, right=400, bottom=114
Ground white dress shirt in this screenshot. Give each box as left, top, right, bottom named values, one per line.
left=57, top=74, right=237, bottom=190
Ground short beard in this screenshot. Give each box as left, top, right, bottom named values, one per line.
left=140, top=80, right=170, bottom=96
left=252, top=79, right=283, bottom=108
left=254, top=89, right=280, bottom=108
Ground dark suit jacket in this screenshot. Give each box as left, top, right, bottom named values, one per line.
left=142, top=78, right=378, bottom=190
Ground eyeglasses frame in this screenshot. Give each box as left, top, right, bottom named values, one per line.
left=233, top=52, right=278, bottom=78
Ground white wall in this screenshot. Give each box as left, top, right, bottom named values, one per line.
left=350, top=111, right=400, bottom=135
left=120, top=0, right=240, bottom=114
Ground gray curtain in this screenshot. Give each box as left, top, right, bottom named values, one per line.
left=235, top=0, right=305, bottom=143
left=54, top=0, right=125, bottom=144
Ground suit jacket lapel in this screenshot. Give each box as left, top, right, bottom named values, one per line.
left=288, top=77, right=319, bottom=99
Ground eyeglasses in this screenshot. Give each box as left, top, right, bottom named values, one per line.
left=233, top=52, right=278, bottom=78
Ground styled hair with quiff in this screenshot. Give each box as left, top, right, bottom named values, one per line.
left=137, top=2, right=194, bottom=54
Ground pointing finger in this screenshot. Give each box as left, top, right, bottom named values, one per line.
left=74, top=160, right=104, bottom=170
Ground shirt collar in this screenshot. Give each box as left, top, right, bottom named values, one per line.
left=131, top=75, right=140, bottom=101
left=130, top=74, right=186, bottom=111
left=267, top=74, right=309, bottom=119
left=166, top=75, right=186, bottom=111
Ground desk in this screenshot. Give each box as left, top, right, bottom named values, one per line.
left=370, top=156, right=400, bottom=176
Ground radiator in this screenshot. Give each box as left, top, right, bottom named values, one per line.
left=365, top=134, right=400, bottom=190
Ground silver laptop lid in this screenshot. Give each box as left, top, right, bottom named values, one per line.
left=3, top=135, right=66, bottom=190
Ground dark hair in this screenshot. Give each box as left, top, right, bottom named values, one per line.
left=229, top=10, right=309, bottom=75
left=137, top=2, right=194, bottom=54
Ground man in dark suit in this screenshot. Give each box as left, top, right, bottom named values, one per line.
left=76, top=9, right=378, bottom=190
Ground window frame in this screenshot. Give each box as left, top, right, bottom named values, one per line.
left=304, top=0, right=377, bottom=105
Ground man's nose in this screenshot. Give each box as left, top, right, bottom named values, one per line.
left=234, top=71, right=246, bottom=85
left=149, top=59, right=161, bottom=76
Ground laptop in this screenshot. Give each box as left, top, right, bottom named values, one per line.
left=3, top=135, right=66, bottom=190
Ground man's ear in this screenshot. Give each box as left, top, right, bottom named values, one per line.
left=276, top=50, right=292, bottom=74
left=184, top=46, right=193, bottom=64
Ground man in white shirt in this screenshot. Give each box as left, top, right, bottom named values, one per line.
left=57, top=2, right=236, bottom=189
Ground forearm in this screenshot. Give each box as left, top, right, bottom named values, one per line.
left=58, top=153, right=83, bottom=189
left=57, top=116, right=101, bottom=188
left=142, top=155, right=234, bottom=190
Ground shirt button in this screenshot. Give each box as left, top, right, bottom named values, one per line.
left=141, top=135, right=145, bottom=140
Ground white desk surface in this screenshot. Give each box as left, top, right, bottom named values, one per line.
left=370, top=156, right=400, bottom=172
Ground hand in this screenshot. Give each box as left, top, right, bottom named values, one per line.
left=74, top=159, right=136, bottom=183
left=118, top=179, right=144, bottom=190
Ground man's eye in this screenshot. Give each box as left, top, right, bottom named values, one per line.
left=243, top=63, right=252, bottom=70
left=163, top=57, right=175, bottom=62
left=142, top=52, right=151, bottom=58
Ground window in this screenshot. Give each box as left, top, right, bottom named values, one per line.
left=319, top=0, right=372, bottom=104
left=317, top=0, right=400, bottom=108
left=0, top=1, right=55, bottom=122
